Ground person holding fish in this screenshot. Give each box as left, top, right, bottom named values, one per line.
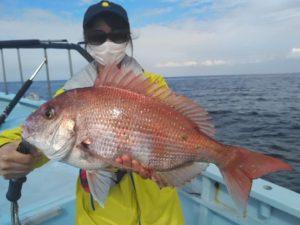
left=1, top=1, right=293, bottom=225
left=0, top=1, right=185, bottom=225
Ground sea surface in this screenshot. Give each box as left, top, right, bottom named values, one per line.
left=1, top=73, right=300, bottom=193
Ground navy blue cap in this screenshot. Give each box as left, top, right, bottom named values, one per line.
left=83, top=1, right=129, bottom=27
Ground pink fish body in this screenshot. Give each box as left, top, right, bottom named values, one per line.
left=22, top=64, right=292, bottom=211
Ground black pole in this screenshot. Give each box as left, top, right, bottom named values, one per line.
left=0, top=58, right=47, bottom=126
left=6, top=141, right=33, bottom=225
left=3, top=59, right=46, bottom=200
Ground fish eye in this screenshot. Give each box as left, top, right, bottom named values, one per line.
left=44, top=107, right=56, bottom=120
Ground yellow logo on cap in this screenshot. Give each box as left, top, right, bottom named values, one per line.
left=102, top=1, right=109, bottom=7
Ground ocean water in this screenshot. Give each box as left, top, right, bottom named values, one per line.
left=1, top=73, right=299, bottom=193
left=167, top=73, right=300, bottom=193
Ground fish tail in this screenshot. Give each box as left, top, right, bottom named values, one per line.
left=220, top=145, right=292, bottom=212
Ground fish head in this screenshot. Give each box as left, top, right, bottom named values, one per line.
left=22, top=94, right=77, bottom=160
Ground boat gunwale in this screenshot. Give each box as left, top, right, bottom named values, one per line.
left=202, top=164, right=300, bottom=219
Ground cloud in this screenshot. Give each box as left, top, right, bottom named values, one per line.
left=156, top=59, right=231, bottom=68
left=0, top=8, right=88, bottom=81
left=292, top=48, right=300, bottom=54
left=0, top=8, right=82, bottom=41
left=156, top=61, right=198, bottom=68
left=287, top=48, right=300, bottom=58
left=201, top=60, right=229, bottom=66
left=133, top=1, right=300, bottom=76
left=80, top=0, right=93, bottom=3
left=180, top=0, right=213, bottom=7
left=163, top=0, right=212, bottom=6
left=143, top=7, right=173, bottom=17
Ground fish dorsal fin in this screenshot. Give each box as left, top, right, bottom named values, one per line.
left=94, top=63, right=215, bottom=137
left=164, top=94, right=215, bottom=137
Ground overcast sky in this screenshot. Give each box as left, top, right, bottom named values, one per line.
left=0, top=0, right=300, bottom=80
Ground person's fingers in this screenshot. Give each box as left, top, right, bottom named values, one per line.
left=139, top=167, right=151, bottom=179
left=132, top=160, right=150, bottom=179
left=0, top=162, right=34, bottom=180
left=3, top=150, right=40, bottom=165
left=131, top=160, right=140, bottom=172
left=0, top=141, right=42, bottom=165
left=0, top=160, right=35, bottom=171
left=0, top=164, right=33, bottom=178
left=1, top=141, right=21, bottom=150
left=0, top=141, right=38, bottom=180
left=121, top=155, right=132, bottom=168
left=0, top=141, right=21, bottom=156
left=115, top=157, right=123, bottom=164
left=3, top=171, right=32, bottom=180
left=114, top=155, right=151, bottom=179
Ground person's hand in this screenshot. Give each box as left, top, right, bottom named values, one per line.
left=0, top=141, right=41, bottom=179
left=115, top=155, right=151, bottom=179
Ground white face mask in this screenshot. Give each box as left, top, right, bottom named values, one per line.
left=86, top=41, right=127, bottom=65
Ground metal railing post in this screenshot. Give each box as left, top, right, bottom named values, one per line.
left=0, top=49, right=8, bottom=94
left=43, top=48, right=52, bottom=98
left=17, top=48, right=24, bottom=84
left=68, top=49, right=74, bottom=78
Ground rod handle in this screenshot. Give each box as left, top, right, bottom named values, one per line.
left=6, top=142, right=31, bottom=202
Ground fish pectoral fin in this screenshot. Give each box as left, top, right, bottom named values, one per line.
left=86, top=170, right=117, bottom=208
left=152, top=162, right=209, bottom=188
left=76, top=138, right=93, bottom=153
left=101, top=166, right=119, bottom=173
left=80, top=138, right=92, bottom=149
left=82, top=138, right=92, bottom=145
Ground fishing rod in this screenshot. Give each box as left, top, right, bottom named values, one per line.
left=6, top=141, right=35, bottom=225
left=0, top=58, right=47, bottom=126
left=2, top=59, right=46, bottom=225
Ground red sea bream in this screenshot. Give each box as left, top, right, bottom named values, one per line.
left=22, top=64, right=292, bottom=211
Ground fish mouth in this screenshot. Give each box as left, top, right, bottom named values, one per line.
left=21, top=123, right=36, bottom=140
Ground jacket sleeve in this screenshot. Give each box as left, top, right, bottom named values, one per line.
left=0, top=127, right=22, bottom=146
